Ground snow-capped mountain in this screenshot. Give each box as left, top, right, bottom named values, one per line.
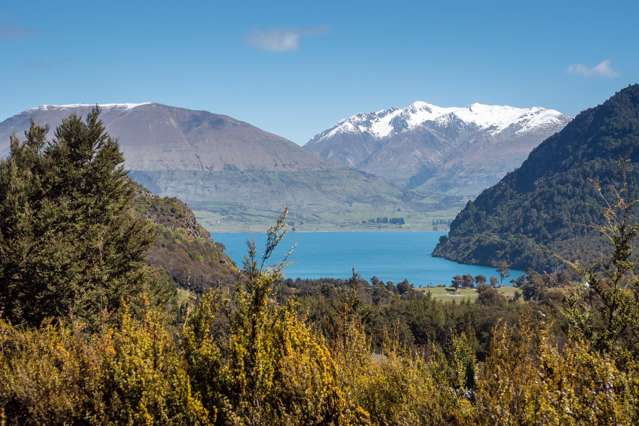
left=310, top=101, right=566, bottom=142
left=304, top=101, right=571, bottom=197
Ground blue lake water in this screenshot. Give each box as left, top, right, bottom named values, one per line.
left=214, top=232, right=522, bottom=287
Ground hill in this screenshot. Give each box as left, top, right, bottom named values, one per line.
left=433, top=85, right=639, bottom=271
left=132, top=183, right=238, bottom=292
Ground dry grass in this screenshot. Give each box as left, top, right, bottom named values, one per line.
left=419, top=286, right=519, bottom=303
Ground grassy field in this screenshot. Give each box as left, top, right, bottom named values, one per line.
left=419, top=286, right=520, bottom=303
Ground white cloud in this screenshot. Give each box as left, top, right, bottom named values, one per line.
left=246, top=27, right=327, bottom=52
left=567, top=59, right=619, bottom=78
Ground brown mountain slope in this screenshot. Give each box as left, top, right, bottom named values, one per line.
left=0, top=103, right=322, bottom=172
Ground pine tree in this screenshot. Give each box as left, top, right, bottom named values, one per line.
left=0, top=108, right=153, bottom=326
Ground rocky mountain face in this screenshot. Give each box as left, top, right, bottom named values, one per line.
left=0, top=100, right=571, bottom=231
left=305, top=101, right=571, bottom=197
left=433, top=85, right=639, bottom=272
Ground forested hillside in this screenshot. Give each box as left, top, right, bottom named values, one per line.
left=434, top=85, right=639, bottom=271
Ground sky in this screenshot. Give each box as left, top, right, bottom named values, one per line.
left=0, top=0, right=637, bottom=144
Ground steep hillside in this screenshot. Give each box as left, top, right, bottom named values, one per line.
left=305, top=101, right=570, bottom=197
left=133, top=183, right=238, bottom=292
left=433, top=85, right=639, bottom=271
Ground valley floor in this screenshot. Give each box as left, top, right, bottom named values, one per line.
left=194, top=209, right=457, bottom=232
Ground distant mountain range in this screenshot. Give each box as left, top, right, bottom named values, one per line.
left=0, top=100, right=570, bottom=230
left=0, top=103, right=436, bottom=230
left=433, top=85, right=639, bottom=271
left=305, top=101, right=570, bottom=197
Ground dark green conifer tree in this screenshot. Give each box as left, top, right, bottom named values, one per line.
left=0, top=109, right=153, bottom=326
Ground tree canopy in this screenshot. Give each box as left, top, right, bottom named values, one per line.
left=434, top=84, right=639, bottom=272
left=0, top=109, right=152, bottom=325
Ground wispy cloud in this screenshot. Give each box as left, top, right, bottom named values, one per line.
left=567, top=59, right=619, bottom=78
left=246, top=27, right=327, bottom=52
left=0, top=22, right=32, bottom=40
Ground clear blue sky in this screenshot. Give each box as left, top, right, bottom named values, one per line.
left=1, top=0, right=637, bottom=144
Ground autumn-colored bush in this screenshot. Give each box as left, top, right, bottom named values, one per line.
left=182, top=272, right=367, bottom=425
left=475, top=319, right=639, bottom=425
left=0, top=305, right=208, bottom=425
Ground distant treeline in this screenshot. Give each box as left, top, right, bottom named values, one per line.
left=363, top=216, right=406, bottom=225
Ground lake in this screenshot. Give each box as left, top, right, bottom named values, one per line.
left=214, top=231, right=523, bottom=286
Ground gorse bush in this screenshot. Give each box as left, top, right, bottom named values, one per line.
left=1, top=112, right=639, bottom=424
left=475, top=319, right=639, bottom=425
left=181, top=275, right=365, bottom=425
left=0, top=305, right=209, bottom=424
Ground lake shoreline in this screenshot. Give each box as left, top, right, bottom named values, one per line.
left=214, top=231, right=523, bottom=286
left=209, top=226, right=451, bottom=233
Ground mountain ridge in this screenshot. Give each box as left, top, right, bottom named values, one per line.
left=304, top=101, right=571, bottom=196
left=0, top=100, right=571, bottom=231
left=308, top=101, right=567, bottom=143
left=132, top=182, right=238, bottom=292
left=0, top=102, right=323, bottom=172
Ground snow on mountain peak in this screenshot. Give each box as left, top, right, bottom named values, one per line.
left=408, top=101, right=435, bottom=110
left=312, top=101, right=567, bottom=143
left=31, top=102, right=152, bottom=111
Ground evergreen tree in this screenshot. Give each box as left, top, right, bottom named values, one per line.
left=0, top=109, right=153, bottom=326
left=497, top=261, right=510, bottom=285
left=451, top=275, right=463, bottom=291
left=462, top=274, right=474, bottom=288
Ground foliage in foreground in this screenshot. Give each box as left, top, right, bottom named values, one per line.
left=2, top=204, right=639, bottom=424
left=2, top=279, right=638, bottom=424
left=0, top=111, right=156, bottom=326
